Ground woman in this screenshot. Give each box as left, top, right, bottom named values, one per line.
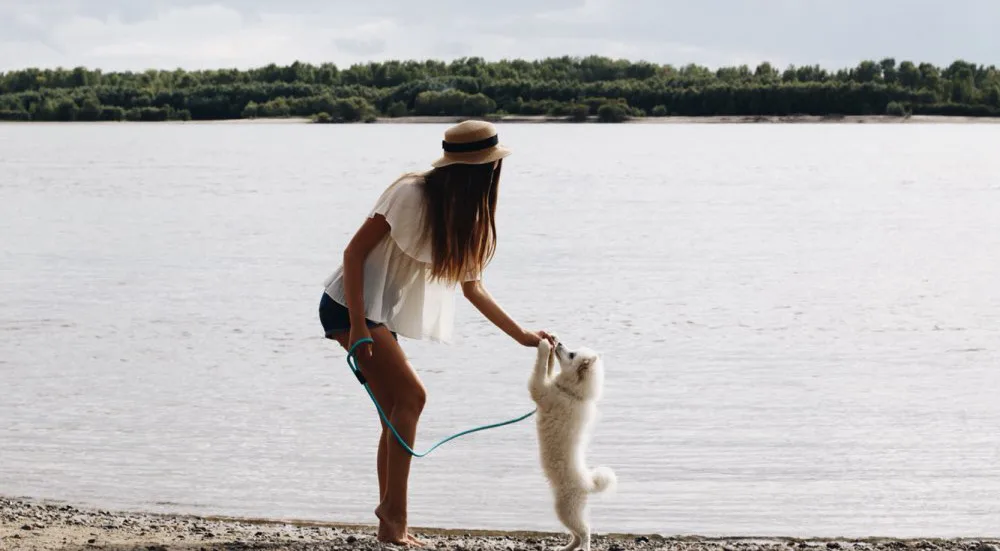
left=319, top=120, right=551, bottom=546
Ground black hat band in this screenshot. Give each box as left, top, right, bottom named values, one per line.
left=442, top=134, right=499, bottom=153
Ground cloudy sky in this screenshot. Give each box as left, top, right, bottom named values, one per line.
left=1, top=0, right=997, bottom=72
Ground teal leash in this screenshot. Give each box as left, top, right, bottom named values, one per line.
left=346, top=338, right=536, bottom=457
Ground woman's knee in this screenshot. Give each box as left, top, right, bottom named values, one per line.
left=396, top=382, right=427, bottom=416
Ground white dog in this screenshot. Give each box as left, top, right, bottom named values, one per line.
left=529, top=336, right=616, bottom=551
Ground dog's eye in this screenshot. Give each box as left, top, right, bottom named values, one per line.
left=569, top=352, right=576, bottom=360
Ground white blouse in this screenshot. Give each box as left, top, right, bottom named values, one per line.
left=323, top=174, right=479, bottom=343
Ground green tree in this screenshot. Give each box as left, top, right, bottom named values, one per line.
left=546, top=103, right=573, bottom=117
left=71, top=66, right=93, bottom=87
left=332, top=97, right=377, bottom=122
left=100, top=106, right=125, bottom=121
left=259, top=98, right=291, bottom=118
left=385, top=101, right=408, bottom=117
left=947, top=62, right=977, bottom=103
left=899, top=61, right=920, bottom=88
left=462, top=93, right=496, bottom=116
left=241, top=101, right=259, bottom=118
left=597, top=101, right=628, bottom=122
left=853, top=60, right=882, bottom=83
left=414, top=89, right=469, bottom=116
left=716, top=65, right=752, bottom=83
left=880, top=58, right=898, bottom=85
left=794, top=65, right=829, bottom=82
left=987, top=86, right=1000, bottom=107
left=754, top=62, right=779, bottom=83
left=77, top=95, right=103, bottom=121
left=25, top=97, right=48, bottom=121
left=918, top=63, right=942, bottom=92
left=316, top=63, right=340, bottom=85
left=886, top=101, right=908, bottom=117
left=950, top=79, right=976, bottom=104
left=55, top=98, right=78, bottom=121
left=2, top=109, right=30, bottom=120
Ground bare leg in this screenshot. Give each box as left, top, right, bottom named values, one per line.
left=378, top=420, right=390, bottom=501
left=376, top=421, right=425, bottom=547
left=334, top=326, right=425, bottom=546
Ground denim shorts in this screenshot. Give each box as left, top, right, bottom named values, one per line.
left=318, top=292, right=396, bottom=340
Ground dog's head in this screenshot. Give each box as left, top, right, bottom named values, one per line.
left=552, top=339, right=604, bottom=402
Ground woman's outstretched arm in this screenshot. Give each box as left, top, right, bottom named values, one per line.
left=462, top=280, right=551, bottom=347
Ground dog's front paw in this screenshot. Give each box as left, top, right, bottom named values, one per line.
left=537, top=337, right=552, bottom=355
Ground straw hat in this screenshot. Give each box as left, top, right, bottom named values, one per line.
left=431, top=120, right=512, bottom=168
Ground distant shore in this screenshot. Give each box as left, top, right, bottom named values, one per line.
left=5, top=114, right=1000, bottom=125
left=386, top=114, right=1000, bottom=124
left=5, top=58, right=1000, bottom=126
left=3, top=497, right=999, bottom=551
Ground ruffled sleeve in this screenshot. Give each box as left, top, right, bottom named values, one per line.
left=462, top=266, right=481, bottom=282
left=369, top=177, right=432, bottom=263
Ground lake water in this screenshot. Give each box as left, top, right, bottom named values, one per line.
left=1, top=122, right=999, bottom=538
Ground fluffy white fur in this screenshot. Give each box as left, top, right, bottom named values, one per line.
left=529, top=336, right=616, bottom=551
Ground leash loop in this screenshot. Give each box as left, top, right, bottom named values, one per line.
left=347, top=337, right=373, bottom=385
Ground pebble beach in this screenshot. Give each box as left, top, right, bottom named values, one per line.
left=3, top=497, right=998, bottom=551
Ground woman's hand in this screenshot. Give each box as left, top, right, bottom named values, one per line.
left=517, top=329, right=555, bottom=348
left=349, top=325, right=374, bottom=362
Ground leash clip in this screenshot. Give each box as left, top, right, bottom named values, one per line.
left=352, top=368, right=367, bottom=386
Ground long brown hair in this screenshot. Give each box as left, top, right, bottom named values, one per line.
left=420, top=159, right=501, bottom=283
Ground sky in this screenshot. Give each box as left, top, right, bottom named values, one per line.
left=1, top=0, right=998, bottom=73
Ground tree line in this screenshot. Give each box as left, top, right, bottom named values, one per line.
left=1, top=56, right=998, bottom=122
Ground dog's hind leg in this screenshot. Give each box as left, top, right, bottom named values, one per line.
left=558, top=533, right=582, bottom=551
left=554, top=490, right=589, bottom=551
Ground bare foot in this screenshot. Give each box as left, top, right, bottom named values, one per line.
left=376, top=523, right=409, bottom=546
left=375, top=504, right=416, bottom=546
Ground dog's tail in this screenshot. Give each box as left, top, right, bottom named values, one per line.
left=587, top=466, right=617, bottom=494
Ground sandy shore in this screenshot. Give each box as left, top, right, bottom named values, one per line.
left=2, top=497, right=998, bottom=551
